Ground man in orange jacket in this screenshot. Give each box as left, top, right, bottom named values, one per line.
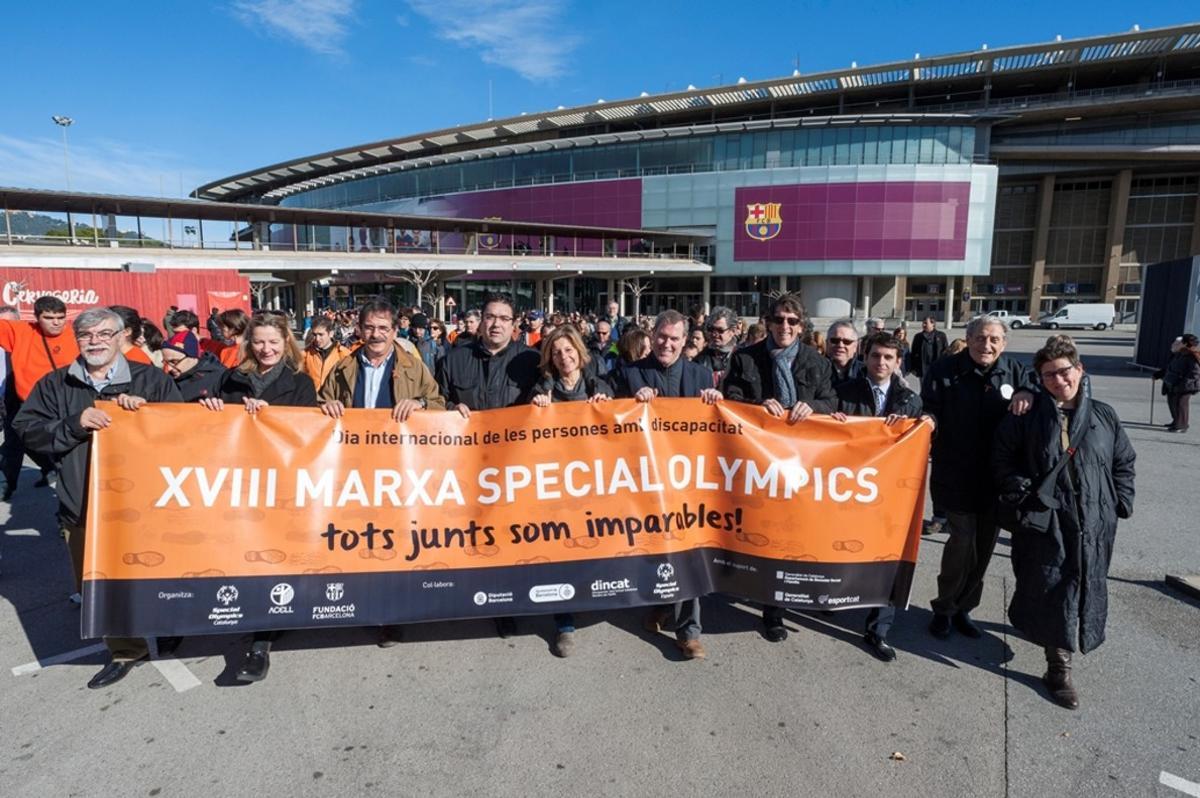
left=302, top=317, right=352, bottom=391
left=0, top=296, right=79, bottom=500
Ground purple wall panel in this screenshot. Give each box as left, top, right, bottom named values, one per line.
left=733, top=181, right=970, bottom=262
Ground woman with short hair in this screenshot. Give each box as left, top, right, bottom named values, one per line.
left=1163, top=333, right=1200, bottom=433
left=993, top=336, right=1135, bottom=709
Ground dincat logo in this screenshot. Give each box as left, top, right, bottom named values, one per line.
left=591, top=577, right=636, bottom=598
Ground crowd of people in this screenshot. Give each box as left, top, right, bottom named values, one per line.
left=0, top=290, right=1167, bottom=711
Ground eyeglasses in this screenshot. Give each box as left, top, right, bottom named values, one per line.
left=828, top=337, right=856, bottom=347
left=1040, top=365, right=1078, bottom=382
left=483, top=314, right=514, bottom=324
left=770, top=316, right=803, bottom=327
left=706, top=325, right=731, bottom=334
left=76, top=329, right=119, bottom=343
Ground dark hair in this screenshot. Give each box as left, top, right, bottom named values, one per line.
left=864, top=332, right=902, bottom=358
left=169, top=309, right=200, bottom=330
left=1182, top=333, right=1199, bottom=348
left=109, top=305, right=143, bottom=341
left=482, top=293, right=516, bottom=317
left=33, top=296, right=66, bottom=317
left=617, top=328, right=650, bottom=363
left=1033, top=336, right=1081, bottom=374
left=767, top=293, right=805, bottom=320
left=357, top=296, right=397, bottom=328
left=141, top=319, right=164, bottom=351
left=310, top=317, right=335, bottom=333
left=653, top=309, right=688, bottom=333
left=218, top=308, right=249, bottom=336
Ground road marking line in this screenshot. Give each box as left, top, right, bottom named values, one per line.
left=151, top=658, right=202, bottom=693
left=1161, top=771, right=1200, bottom=797
left=11, top=643, right=108, bottom=676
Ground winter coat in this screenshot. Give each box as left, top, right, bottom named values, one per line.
left=173, top=352, right=228, bottom=402
left=13, top=357, right=183, bottom=527
left=619, top=356, right=713, bottom=399
left=436, top=340, right=540, bottom=411
left=723, top=339, right=837, bottom=411
left=217, top=364, right=318, bottom=408
left=910, top=329, right=949, bottom=379
left=992, top=383, right=1135, bottom=653
left=921, top=349, right=1038, bottom=513
left=693, top=347, right=734, bottom=388
left=303, top=343, right=353, bottom=392
left=835, top=374, right=923, bottom=419
left=533, top=372, right=614, bottom=402
left=1164, top=348, right=1200, bottom=395
left=828, top=357, right=866, bottom=389
left=319, top=342, right=446, bottom=410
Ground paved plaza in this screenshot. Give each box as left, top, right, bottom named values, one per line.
left=1, top=328, right=1197, bottom=798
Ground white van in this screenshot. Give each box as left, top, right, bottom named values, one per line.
left=1038, top=303, right=1116, bottom=331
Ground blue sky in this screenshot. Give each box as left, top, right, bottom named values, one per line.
left=1, top=0, right=1197, bottom=198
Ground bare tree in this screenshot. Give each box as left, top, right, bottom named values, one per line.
left=620, top=278, right=652, bottom=321
left=392, top=267, right=441, bottom=311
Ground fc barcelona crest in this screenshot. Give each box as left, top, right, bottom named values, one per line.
left=479, top=216, right=502, bottom=249
left=745, top=202, right=782, bottom=241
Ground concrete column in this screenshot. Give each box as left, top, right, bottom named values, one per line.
left=294, top=275, right=315, bottom=318
left=893, top=276, right=907, bottom=321
left=702, top=274, right=711, bottom=313
left=545, top=280, right=555, bottom=314
left=533, top=278, right=543, bottom=311
left=778, top=275, right=787, bottom=295
left=1190, top=186, right=1200, bottom=255
left=618, top=280, right=627, bottom=316
left=568, top=277, right=576, bottom=312
left=1102, top=169, right=1132, bottom=304
left=605, top=278, right=615, bottom=310
left=1029, top=174, right=1056, bottom=318
left=860, top=277, right=871, bottom=320
left=945, top=277, right=955, bottom=330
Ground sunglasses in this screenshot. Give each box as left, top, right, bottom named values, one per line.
left=828, top=337, right=856, bottom=346
left=770, top=316, right=803, bottom=327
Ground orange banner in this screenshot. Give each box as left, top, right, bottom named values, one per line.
left=84, top=400, right=930, bottom=637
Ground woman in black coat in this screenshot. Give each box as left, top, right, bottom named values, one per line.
left=993, top=336, right=1135, bottom=710
left=530, top=325, right=613, bottom=658
left=200, top=312, right=318, bottom=683
left=1163, top=333, right=1200, bottom=433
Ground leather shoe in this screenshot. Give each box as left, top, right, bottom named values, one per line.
left=88, top=658, right=142, bottom=689
left=676, top=638, right=707, bottom=660
left=377, top=625, right=404, bottom=648
left=952, top=612, right=982, bottom=638
left=864, top=632, right=897, bottom=662
left=929, top=614, right=952, bottom=639
left=763, top=620, right=788, bottom=643
left=156, top=637, right=183, bottom=656
left=494, top=616, right=517, bottom=638
left=236, top=647, right=270, bottom=683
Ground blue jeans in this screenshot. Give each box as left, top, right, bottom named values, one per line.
left=554, top=613, right=575, bottom=633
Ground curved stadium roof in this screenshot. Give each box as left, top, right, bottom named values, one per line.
left=195, top=22, right=1200, bottom=203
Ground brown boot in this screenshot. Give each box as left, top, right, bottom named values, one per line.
left=1042, top=647, right=1079, bottom=710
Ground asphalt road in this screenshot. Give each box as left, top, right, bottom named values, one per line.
left=1, top=328, right=1197, bottom=798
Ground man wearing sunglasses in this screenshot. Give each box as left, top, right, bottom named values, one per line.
left=825, top=319, right=866, bottom=389
left=693, top=306, right=740, bottom=387
left=724, top=293, right=836, bottom=643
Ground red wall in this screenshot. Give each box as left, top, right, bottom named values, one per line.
left=0, top=268, right=251, bottom=330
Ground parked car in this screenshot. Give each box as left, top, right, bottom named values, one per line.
left=1038, top=303, right=1116, bottom=331
left=985, top=309, right=1033, bottom=329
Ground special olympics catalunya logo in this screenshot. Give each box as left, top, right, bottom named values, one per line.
left=216, top=585, right=239, bottom=606
left=656, top=563, right=675, bottom=581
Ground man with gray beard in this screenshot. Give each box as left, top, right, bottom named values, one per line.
left=14, top=307, right=182, bottom=689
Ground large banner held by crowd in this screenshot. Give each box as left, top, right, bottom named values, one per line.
left=83, top=400, right=931, bottom=638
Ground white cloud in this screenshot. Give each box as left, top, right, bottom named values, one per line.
left=406, top=0, right=580, bottom=81
left=0, top=134, right=211, bottom=198
left=232, top=0, right=356, bottom=56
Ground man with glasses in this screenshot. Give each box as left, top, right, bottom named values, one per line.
left=922, top=315, right=1036, bottom=641
left=161, top=331, right=228, bottom=402
left=588, top=319, right=617, bottom=376
left=724, top=294, right=836, bottom=643
left=859, top=318, right=886, bottom=359
left=620, top=309, right=722, bottom=660
left=694, top=306, right=739, bottom=387
left=0, top=296, right=78, bottom=501
left=14, top=307, right=182, bottom=689
left=825, top=319, right=866, bottom=389
left=437, top=293, right=540, bottom=638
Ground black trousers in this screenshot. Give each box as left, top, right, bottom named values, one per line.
left=2, top=389, right=54, bottom=489
left=1168, top=391, right=1192, bottom=430
left=931, top=510, right=1000, bottom=617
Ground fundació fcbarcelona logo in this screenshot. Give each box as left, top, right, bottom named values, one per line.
left=745, top=202, right=782, bottom=241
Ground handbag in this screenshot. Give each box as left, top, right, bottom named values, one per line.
left=996, top=411, right=1092, bottom=535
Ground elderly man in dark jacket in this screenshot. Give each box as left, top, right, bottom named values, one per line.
left=692, top=305, right=739, bottom=387
left=724, top=293, right=836, bottom=643
left=909, top=316, right=949, bottom=381
left=993, top=337, right=1135, bottom=709
left=161, top=331, right=227, bottom=402
left=621, top=309, right=720, bottom=660
left=825, top=319, right=866, bottom=388
left=922, top=315, right=1037, bottom=640
left=14, top=307, right=183, bottom=690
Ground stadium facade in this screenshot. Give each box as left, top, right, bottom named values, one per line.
left=197, top=23, right=1200, bottom=322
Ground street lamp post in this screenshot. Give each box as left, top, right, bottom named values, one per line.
left=51, top=115, right=74, bottom=191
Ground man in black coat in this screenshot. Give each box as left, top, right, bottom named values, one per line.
left=692, top=305, right=739, bottom=387
left=14, top=307, right=183, bottom=690
left=724, top=293, right=836, bottom=642
left=620, top=309, right=721, bottom=660
left=161, top=331, right=227, bottom=402
left=825, top=319, right=866, bottom=388
left=909, top=316, right=949, bottom=381
left=921, top=315, right=1037, bottom=640
left=831, top=332, right=925, bottom=662
left=437, top=293, right=539, bottom=639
